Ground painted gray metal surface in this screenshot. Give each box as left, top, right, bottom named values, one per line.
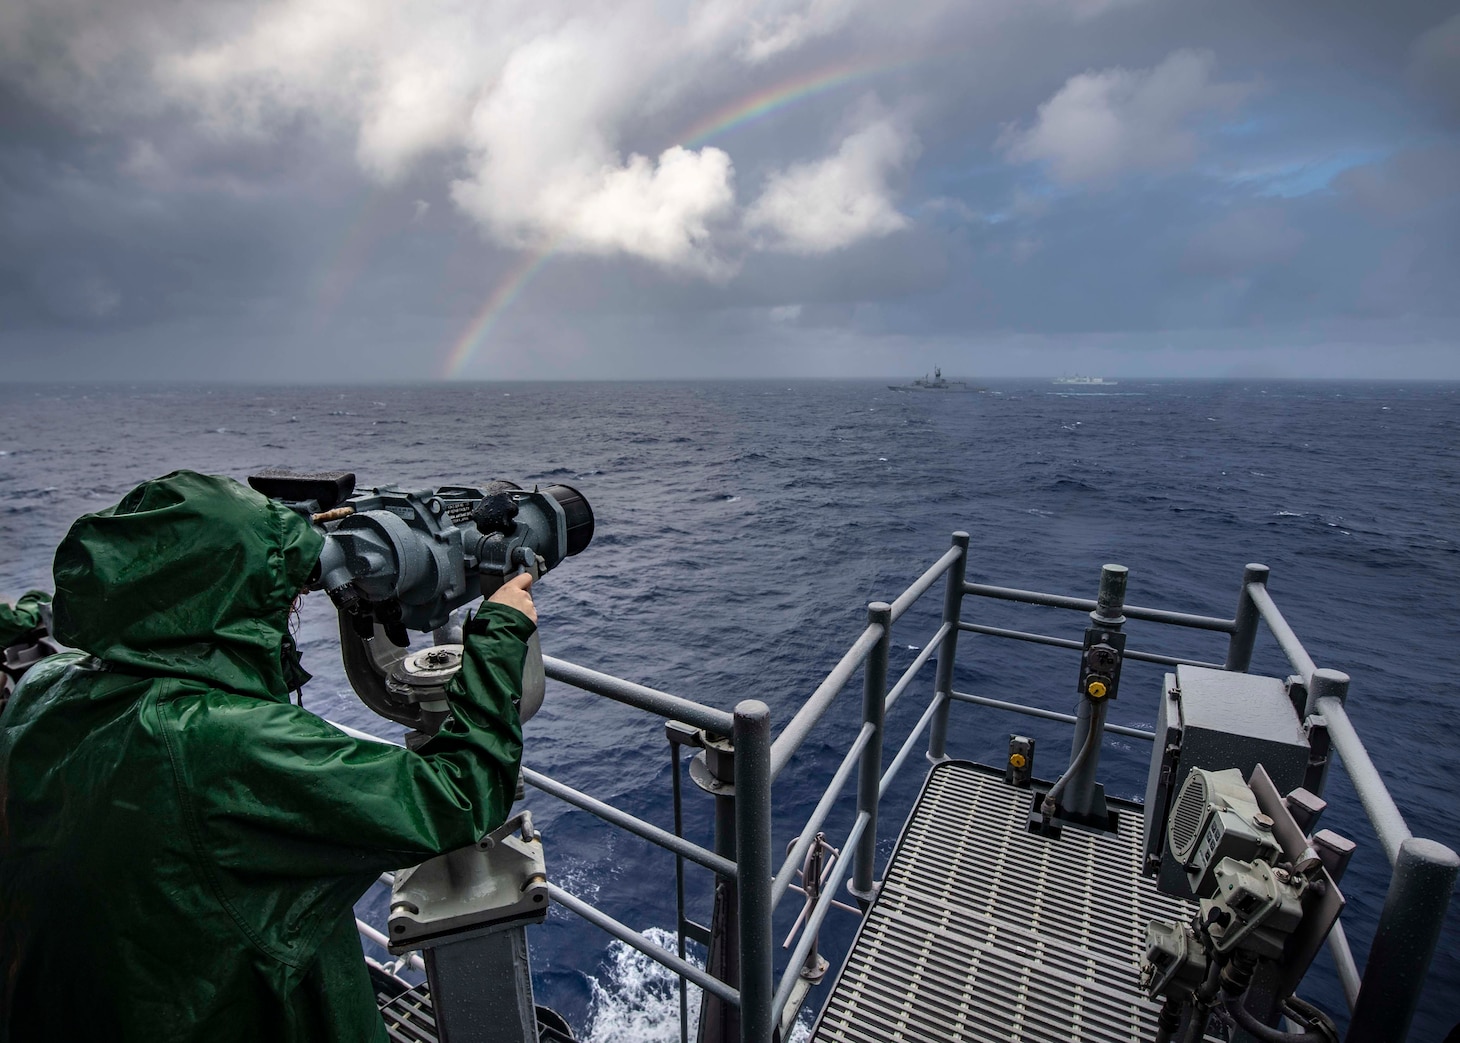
left=521, top=766, right=735, bottom=878
left=1059, top=564, right=1127, bottom=822
left=542, top=654, right=733, bottom=735
left=769, top=624, right=882, bottom=781
left=949, top=689, right=1155, bottom=741
left=1246, top=582, right=1318, bottom=683
left=850, top=603, right=891, bottom=902
left=732, top=701, right=775, bottom=1043
left=546, top=881, right=739, bottom=1006
left=379, top=984, right=438, bottom=1042
left=926, top=531, right=969, bottom=762
left=1314, top=695, right=1413, bottom=867
left=961, top=581, right=1236, bottom=632
left=809, top=762, right=1222, bottom=1043
left=1142, top=666, right=1311, bottom=900
left=958, top=619, right=1227, bottom=670
left=356, top=542, right=1456, bottom=1043
left=1347, top=838, right=1460, bottom=1043
left=774, top=811, right=870, bottom=1021
left=1224, top=564, right=1268, bottom=671
left=773, top=723, right=874, bottom=908
left=424, top=929, right=538, bottom=1043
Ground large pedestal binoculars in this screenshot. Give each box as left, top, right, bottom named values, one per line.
left=248, top=470, right=593, bottom=736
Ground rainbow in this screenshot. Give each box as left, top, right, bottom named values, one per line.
left=679, top=55, right=903, bottom=148
left=440, top=55, right=907, bottom=379
left=314, top=190, right=388, bottom=328
left=440, top=241, right=561, bottom=378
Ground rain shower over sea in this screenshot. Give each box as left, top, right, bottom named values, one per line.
left=1, top=379, right=1456, bottom=1040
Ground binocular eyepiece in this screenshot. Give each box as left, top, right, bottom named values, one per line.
left=248, top=470, right=594, bottom=736
left=249, top=470, right=593, bottom=634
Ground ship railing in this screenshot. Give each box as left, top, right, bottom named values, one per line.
left=352, top=532, right=1455, bottom=1043
left=760, top=531, right=1453, bottom=1043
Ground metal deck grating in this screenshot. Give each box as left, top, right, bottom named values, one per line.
left=809, top=761, right=1215, bottom=1043
left=379, top=983, right=437, bottom=1043
left=376, top=983, right=578, bottom=1043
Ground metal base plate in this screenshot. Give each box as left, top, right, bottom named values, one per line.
left=810, top=761, right=1220, bottom=1043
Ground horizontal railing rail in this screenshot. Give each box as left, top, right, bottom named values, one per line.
left=343, top=535, right=1454, bottom=1043
left=768, top=624, right=883, bottom=782
left=521, top=766, right=736, bottom=878
left=958, top=620, right=1228, bottom=669
left=948, top=552, right=1455, bottom=1043
left=948, top=689, right=1156, bottom=741
left=543, top=655, right=734, bottom=735
left=963, top=581, right=1238, bottom=632
left=1247, top=581, right=1318, bottom=684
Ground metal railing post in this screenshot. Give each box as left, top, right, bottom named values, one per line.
left=1304, top=667, right=1348, bottom=720
left=1302, top=669, right=1348, bottom=799
left=851, top=602, right=892, bottom=903
left=1346, top=837, right=1460, bottom=1042
left=1225, top=563, right=1268, bottom=671
left=927, top=532, right=969, bottom=763
left=732, top=700, right=774, bottom=1043
left=1058, top=565, right=1125, bottom=822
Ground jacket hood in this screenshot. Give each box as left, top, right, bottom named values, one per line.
left=52, top=470, right=325, bottom=701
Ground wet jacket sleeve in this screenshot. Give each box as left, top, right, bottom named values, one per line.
left=0, top=591, right=49, bottom=648
left=161, top=602, right=534, bottom=881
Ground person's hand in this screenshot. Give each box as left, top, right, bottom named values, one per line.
left=486, top=572, right=537, bottom=625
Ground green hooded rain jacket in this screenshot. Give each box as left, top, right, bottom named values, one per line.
left=0, top=590, right=49, bottom=649
left=0, top=470, right=532, bottom=1042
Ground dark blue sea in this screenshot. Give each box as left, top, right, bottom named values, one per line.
left=1, top=380, right=1456, bottom=1040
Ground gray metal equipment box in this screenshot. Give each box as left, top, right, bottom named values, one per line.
left=1143, top=665, right=1311, bottom=900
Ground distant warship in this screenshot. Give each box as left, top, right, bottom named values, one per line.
left=887, top=366, right=981, bottom=392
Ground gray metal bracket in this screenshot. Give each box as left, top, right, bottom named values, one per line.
left=388, top=811, right=549, bottom=949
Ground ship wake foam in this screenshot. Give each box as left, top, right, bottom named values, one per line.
left=582, top=927, right=811, bottom=1042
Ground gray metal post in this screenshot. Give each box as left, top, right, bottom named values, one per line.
left=697, top=736, right=740, bottom=1043
left=1093, top=564, right=1128, bottom=626
left=733, top=700, right=774, bottom=1043
left=1304, top=667, right=1348, bottom=719
left=424, top=929, right=537, bottom=1043
left=1061, top=565, right=1124, bottom=821
left=927, top=532, right=969, bottom=763
left=1225, top=563, right=1269, bottom=672
left=1303, top=669, right=1348, bottom=800
left=1347, top=837, right=1460, bottom=1043
left=851, top=603, right=892, bottom=903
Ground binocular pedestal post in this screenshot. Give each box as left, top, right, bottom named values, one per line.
left=421, top=923, right=538, bottom=1043
left=388, top=811, right=551, bottom=1043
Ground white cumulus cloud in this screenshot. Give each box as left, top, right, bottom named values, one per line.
left=740, top=0, right=857, bottom=64
left=745, top=119, right=916, bottom=254
left=0, top=0, right=1184, bottom=279
left=148, top=1, right=755, bottom=271
left=1000, top=49, right=1253, bottom=185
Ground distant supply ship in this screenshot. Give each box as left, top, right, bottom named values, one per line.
left=888, top=366, right=982, bottom=392
left=1054, top=374, right=1118, bottom=386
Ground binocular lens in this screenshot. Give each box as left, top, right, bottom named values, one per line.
left=544, top=485, right=594, bottom=557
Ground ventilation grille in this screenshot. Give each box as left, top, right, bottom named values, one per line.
left=1168, top=771, right=1210, bottom=862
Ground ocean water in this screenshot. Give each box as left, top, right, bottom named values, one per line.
left=1, top=379, right=1456, bottom=1040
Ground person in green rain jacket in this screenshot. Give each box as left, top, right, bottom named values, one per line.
left=0, top=590, right=49, bottom=649
left=0, top=470, right=537, bottom=1042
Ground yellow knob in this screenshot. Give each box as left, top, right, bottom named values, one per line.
left=1009, top=753, right=1027, bottom=769
left=1087, top=680, right=1108, bottom=699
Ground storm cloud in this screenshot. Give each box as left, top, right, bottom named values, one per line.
left=0, top=0, right=1456, bottom=379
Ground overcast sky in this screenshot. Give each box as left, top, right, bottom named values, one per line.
left=1, top=0, right=1458, bottom=381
